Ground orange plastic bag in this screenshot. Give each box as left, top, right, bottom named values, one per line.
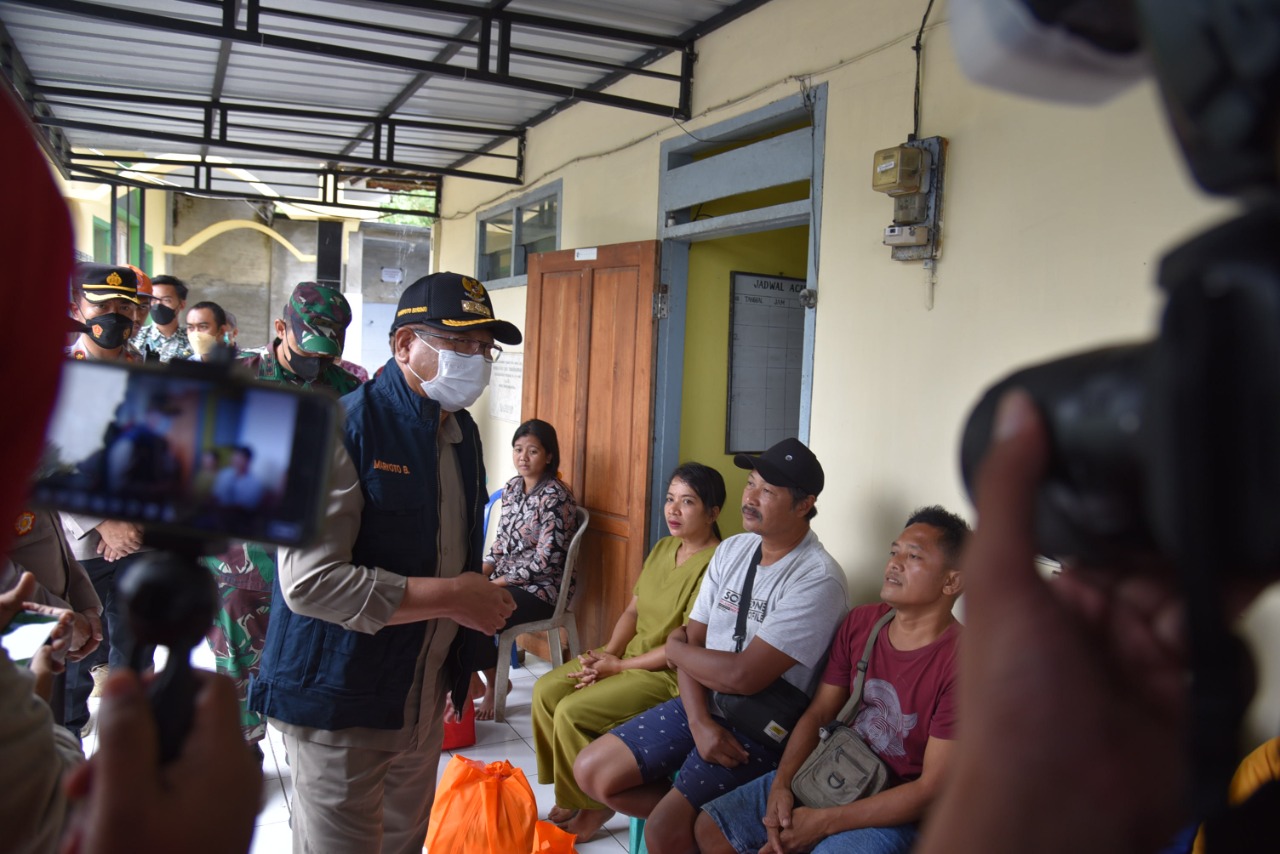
left=425, top=755, right=536, bottom=853
left=532, top=820, right=576, bottom=853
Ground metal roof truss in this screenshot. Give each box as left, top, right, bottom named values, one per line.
left=0, top=0, right=741, bottom=216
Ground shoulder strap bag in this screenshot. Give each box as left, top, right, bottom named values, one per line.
left=790, top=608, right=896, bottom=808
left=709, top=544, right=811, bottom=746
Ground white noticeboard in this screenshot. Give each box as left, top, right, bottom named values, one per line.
left=489, top=352, right=523, bottom=423
left=726, top=272, right=806, bottom=454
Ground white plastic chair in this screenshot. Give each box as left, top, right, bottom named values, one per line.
left=492, top=506, right=590, bottom=722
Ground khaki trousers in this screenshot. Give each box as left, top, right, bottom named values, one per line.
left=283, top=680, right=448, bottom=854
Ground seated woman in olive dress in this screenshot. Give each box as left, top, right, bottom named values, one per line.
left=532, top=461, right=726, bottom=841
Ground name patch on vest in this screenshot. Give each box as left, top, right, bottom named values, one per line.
left=373, top=459, right=411, bottom=474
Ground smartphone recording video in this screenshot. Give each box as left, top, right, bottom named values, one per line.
left=32, top=359, right=338, bottom=547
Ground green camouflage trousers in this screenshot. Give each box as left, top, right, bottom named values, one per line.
left=201, top=541, right=276, bottom=742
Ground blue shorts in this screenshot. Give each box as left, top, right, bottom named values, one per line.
left=609, top=697, right=785, bottom=809
left=702, top=771, right=919, bottom=854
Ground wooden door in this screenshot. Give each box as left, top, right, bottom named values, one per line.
left=522, top=241, right=659, bottom=654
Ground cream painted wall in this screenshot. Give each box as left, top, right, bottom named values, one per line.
left=468, top=286, right=529, bottom=496
left=435, top=0, right=1277, bottom=742
left=809, top=46, right=1224, bottom=590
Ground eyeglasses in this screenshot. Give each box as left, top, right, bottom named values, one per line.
left=413, top=329, right=503, bottom=363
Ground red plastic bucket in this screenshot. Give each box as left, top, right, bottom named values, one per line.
left=443, top=697, right=476, bottom=750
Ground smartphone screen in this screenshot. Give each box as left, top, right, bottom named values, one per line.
left=32, top=359, right=338, bottom=546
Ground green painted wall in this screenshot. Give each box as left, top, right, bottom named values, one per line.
left=679, top=224, right=809, bottom=537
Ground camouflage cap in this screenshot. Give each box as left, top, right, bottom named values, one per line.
left=75, top=262, right=140, bottom=305
left=283, top=281, right=351, bottom=357
left=390, top=271, right=522, bottom=345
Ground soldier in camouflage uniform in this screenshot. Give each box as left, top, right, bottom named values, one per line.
left=236, top=282, right=362, bottom=391
left=203, top=282, right=360, bottom=749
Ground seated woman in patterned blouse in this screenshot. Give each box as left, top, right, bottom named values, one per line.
left=470, top=418, right=580, bottom=720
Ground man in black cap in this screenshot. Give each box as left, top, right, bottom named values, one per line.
left=696, top=505, right=969, bottom=854
left=61, top=262, right=156, bottom=738
left=573, top=438, right=850, bottom=850
left=66, top=263, right=142, bottom=363
left=250, top=271, right=520, bottom=853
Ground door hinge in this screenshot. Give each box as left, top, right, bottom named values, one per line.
left=653, top=285, right=670, bottom=319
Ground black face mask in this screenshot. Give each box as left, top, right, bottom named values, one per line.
left=150, top=303, right=177, bottom=325
left=83, top=312, right=134, bottom=350
left=287, top=348, right=326, bottom=382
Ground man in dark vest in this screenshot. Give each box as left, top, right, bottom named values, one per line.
left=250, top=272, right=519, bottom=854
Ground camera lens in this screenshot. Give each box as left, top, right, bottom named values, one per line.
left=960, top=343, right=1158, bottom=564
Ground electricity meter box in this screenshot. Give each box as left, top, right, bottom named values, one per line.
left=871, top=146, right=931, bottom=196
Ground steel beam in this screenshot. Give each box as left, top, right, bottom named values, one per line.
left=68, top=163, right=442, bottom=218
left=38, top=86, right=522, bottom=140
left=0, top=19, right=71, bottom=175
left=341, top=0, right=687, bottom=50
left=17, top=0, right=691, bottom=119
left=442, top=0, right=772, bottom=173
left=38, top=115, right=522, bottom=183
left=4, top=0, right=782, bottom=197
left=335, top=0, right=514, bottom=162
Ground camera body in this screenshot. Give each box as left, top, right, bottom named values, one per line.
left=956, top=0, right=1280, bottom=822
left=961, top=201, right=1280, bottom=584
left=961, top=0, right=1280, bottom=584
left=30, top=356, right=340, bottom=762
left=33, top=358, right=338, bottom=549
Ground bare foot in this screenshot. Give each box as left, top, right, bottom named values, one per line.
left=547, top=805, right=579, bottom=826
left=475, top=689, right=496, bottom=721
left=562, top=807, right=615, bottom=841
left=473, top=678, right=514, bottom=722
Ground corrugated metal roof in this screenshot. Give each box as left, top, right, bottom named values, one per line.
left=1, top=0, right=774, bottom=215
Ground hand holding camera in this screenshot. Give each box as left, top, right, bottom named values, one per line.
left=921, top=390, right=1193, bottom=854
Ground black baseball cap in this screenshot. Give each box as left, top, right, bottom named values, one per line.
left=75, top=263, right=140, bottom=305
left=734, top=437, right=824, bottom=497
left=390, top=271, right=522, bottom=345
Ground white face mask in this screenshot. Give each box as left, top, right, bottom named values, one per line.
left=407, top=337, right=492, bottom=412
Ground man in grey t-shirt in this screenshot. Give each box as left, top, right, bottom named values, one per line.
left=574, top=438, right=848, bottom=850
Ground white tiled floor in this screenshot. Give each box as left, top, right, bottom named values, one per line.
left=84, top=646, right=634, bottom=853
